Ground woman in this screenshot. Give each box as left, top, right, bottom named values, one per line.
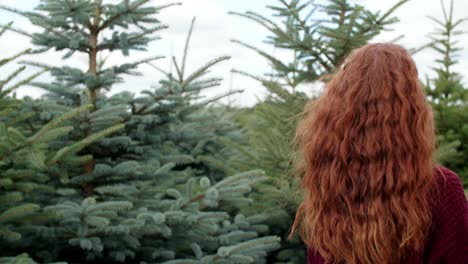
left=288, top=43, right=468, bottom=264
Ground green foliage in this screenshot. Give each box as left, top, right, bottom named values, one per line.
left=1, top=0, right=465, bottom=263
left=0, top=24, right=55, bottom=247
left=230, top=0, right=408, bottom=86
left=0, top=1, right=280, bottom=263
left=229, top=0, right=409, bottom=262
left=0, top=24, right=117, bottom=262
left=0, top=253, right=39, bottom=264
left=424, top=0, right=468, bottom=186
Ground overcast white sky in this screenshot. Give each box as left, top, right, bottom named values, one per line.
left=0, top=0, right=467, bottom=107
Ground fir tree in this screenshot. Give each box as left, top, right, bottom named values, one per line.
left=0, top=22, right=116, bottom=264
left=1, top=1, right=280, bottom=263
left=424, top=0, right=468, bottom=187
left=228, top=0, right=409, bottom=262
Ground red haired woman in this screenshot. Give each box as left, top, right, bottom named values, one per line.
left=289, top=43, right=468, bottom=264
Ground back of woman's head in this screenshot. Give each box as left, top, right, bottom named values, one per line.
left=289, top=43, right=438, bottom=264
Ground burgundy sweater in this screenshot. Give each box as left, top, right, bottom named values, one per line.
left=307, top=165, right=468, bottom=264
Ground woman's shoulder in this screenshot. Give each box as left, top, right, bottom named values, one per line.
left=425, top=166, right=468, bottom=263
left=431, top=164, right=467, bottom=223
left=434, top=164, right=461, bottom=181
left=432, top=164, right=465, bottom=198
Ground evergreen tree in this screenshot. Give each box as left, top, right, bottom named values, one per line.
left=0, top=23, right=116, bottom=264
left=1, top=1, right=280, bottom=263
left=228, top=0, right=409, bottom=263
left=424, top=0, right=468, bottom=187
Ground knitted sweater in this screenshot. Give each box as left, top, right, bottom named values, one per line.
left=306, top=165, right=468, bottom=264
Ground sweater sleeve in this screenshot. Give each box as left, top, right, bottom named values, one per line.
left=426, top=167, right=468, bottom=264
left=307, top=248, right=314, bottom=263
left=306, top=248, right=323, bottom=264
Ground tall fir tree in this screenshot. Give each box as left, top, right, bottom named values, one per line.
left=228, top=0, right=409, bottom=263
left=423, top=0, right=468, bottom=187
left=1, top=1, right=280, bottom=263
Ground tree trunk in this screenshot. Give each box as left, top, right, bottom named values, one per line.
left=82, top=4, right=102, bottom=186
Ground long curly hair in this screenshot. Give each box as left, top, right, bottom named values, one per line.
left=288, top=43, right=440, bottom=264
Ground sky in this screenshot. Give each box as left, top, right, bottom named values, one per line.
left=0, top=0, right=467, bottom=107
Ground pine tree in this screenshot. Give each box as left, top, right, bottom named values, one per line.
left=228, top=0, right=409, bottom=262
left=1, top=1, right=280, bottom=263
left=0, top=22, right=116, bottom=264
left=424, top=0, right=468, bottom=187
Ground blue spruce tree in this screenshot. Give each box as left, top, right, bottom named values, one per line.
left=0, top=22, right=117, bottom=264
left=1, top=1, right=280, bottom=263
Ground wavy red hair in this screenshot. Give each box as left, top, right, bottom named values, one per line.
left=288, top=43, right=439, bottom=264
